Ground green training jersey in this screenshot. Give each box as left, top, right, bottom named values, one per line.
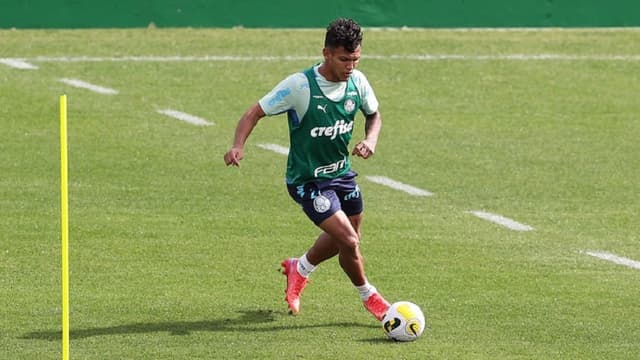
left=285, top=67, right=362, bottom=185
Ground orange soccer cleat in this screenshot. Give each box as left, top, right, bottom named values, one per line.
left=281, top=258, right=309, bottom=315
left=363, top=292, right=390, bottom=321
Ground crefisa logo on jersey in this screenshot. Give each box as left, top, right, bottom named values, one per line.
left=343, top=98, right=356, bottom=113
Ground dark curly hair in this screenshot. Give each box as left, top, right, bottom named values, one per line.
left=324, top=18, right=363, bottom=53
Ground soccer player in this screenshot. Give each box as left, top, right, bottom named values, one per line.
left=223, top=17, right=390, bottom=320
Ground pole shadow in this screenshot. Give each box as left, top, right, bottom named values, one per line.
left=20, top=309, right=378, bottom=341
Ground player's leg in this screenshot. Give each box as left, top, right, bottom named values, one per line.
left=282, top=184, right=342, bottom=314
left=305, top=232, right=339, bottom=265
left=303, top=213, right=359, bottom=274
left=317, top=210, right=366, bottom=285
left=338, top=179, right=391, bottom=320
left=282, top=178, right=389, bottom=318
left=303, top=208, right=360, bottom=271
left=317, top=211, right=389, bottom=320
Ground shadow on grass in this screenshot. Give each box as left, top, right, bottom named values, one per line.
left=21, top=309, right=378, bottom=341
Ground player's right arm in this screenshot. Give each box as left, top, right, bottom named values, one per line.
left=224, top=72, right=307, bottom=167
left=223, top=103, right=266, bottom=167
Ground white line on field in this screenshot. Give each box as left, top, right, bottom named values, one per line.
left=156, top=109, right=213, bottom=126
left=0, top=58, right=38, bottom=69
left=16, top=54, right=640, bottom=63
left=369, top=54, right=640, bottom=61
left=58, top=78, right=118, bottom=95
left=468, top=210, right=534, bottom=231
left=365, top=176, right=433, bottom=196
left=583, top=251, right=640, bottom=270
left=368, top=27, right=640, bottom=32
left=257, top=143, right=289, bottom=155
left=30, top=55, right=319, bottom=62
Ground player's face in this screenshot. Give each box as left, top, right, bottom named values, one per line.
left=323, top=45, right=361, bottom=82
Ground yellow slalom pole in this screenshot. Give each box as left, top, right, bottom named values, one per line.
left=60, top=95, right=70, bottom=360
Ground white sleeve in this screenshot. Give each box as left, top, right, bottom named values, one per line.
left=352, top=70, right=379, bottom=115
left=258, top=73, right=310, bottom=119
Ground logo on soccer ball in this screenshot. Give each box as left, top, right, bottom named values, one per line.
left=383, top=317, right=402, bottom=333
left=313, top=195, right=331, bottom=213
left=343, top=98, right=356, bottom=113
left=406, top=320, right=421, bottom=336
left=381, top=301, right=426, bottom=342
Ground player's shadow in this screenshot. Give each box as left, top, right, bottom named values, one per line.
left=20, top=309, right=377, bottom=341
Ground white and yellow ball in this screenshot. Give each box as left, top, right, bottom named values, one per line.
left=381, top=301, right=426, bottom=342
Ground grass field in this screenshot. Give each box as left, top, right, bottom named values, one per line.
left=1, top=27, right=640, bottom=359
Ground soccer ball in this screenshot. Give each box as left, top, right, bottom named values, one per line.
left=381, top=301, right=426, bottom=342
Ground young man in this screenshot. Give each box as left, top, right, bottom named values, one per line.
left=223, top=18, right=390, bottom=320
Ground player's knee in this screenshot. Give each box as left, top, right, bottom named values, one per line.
left=341, top=233, right=360, bottom=252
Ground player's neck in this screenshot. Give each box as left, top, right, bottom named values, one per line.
left=317, top=63, right=341, bottom=83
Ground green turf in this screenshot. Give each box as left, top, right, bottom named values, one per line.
left=1, top=27, right=639, bottom=359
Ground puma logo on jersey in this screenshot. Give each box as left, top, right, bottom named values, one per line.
left=317, top=104, right=328, bottom=113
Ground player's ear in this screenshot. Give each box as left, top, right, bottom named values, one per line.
left=322, top=47, right=331, bottom=60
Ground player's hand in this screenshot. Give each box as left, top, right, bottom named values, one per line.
left=352, top=140, right=376, bottom=159
left=224, top=147, right=244, bottom=166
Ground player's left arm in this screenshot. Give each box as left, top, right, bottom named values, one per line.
left=352, top=70, right=382, bottom=159
left=352, top=111, right=382, bottom=159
